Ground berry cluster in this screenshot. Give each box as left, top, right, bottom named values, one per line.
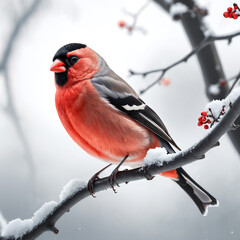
left=223, top=3, right=240, bottom=19
left=197, top=107, right=226, bottom=130
left=118, top=20, right=133, bottom=33
left=118, top=20, right=146, bottom=34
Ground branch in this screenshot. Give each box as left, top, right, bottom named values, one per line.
left=120, top=1, right=150, bottom=34
left=143, top=0, right=240, bottom=156
left=129, top=30, right=240, bottom=94
left=0, top=0, right=41, bottom=70
left=177, top=0, right=240, bottom=155
left=228, top=72, right=240, bottom=93
left=0, top=0, right=42, bottom=172
left=1, top=89, right=240, bottom=240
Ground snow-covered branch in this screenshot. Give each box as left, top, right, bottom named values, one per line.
left=129, top=30, right=240, bottom=94
left=140, top=0, right=240, bottom=156
left=0, top=88, right=240, bottom=240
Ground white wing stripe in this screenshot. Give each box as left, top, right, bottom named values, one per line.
left=139, top=113, right=166, bottom=135
left=122, top=103, right=146, bottom=111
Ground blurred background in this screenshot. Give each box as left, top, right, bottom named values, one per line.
left=0, top=0, right=240, bottom=239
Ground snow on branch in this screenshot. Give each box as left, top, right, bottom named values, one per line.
left=0, top=88, right=240, bottom=240
left=0, top=87, right=240, bottom=240
left=0, top=180, right=87, bottom=240
left=129, top=30, right=240, bottom=94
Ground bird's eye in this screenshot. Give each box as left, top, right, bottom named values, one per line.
left=69, top=56, right=79, bottom=65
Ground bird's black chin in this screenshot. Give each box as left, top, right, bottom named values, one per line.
left=55, top=71, right=68, bottom=86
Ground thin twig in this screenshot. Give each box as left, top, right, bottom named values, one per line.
left=228, top=72, right=240, bottom=94
left=1, top=90, right=240, bottom=240
left=0, top=0, right=42, bottom=172
left=129, top=30, right=240, bottom=94
left=122, top=1, right=150, bottom=34
left=132, top=1, right=150, bottom=29
left=153, top=0, right=240, bottom=155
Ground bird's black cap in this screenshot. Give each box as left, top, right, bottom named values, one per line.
left=53, top=43, right=87, bottom=61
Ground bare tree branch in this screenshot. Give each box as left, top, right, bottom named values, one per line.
left=129, top=30, right=240, bottom=94
left=1, top=90, right=239, bottom=240
left=140, top=0, right=240, bottom=155
left=122, top=1, right=150, bottom=34
left=228, top=72, right=240, bottom=93
left=0, top=0, right=41, bottom=70
left=178, top=0, right=240, bottom=155
left=0, top=0, right=42, bottom=171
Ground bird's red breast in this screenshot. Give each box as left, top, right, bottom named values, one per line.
left=55, top=80, right=160, bottom=166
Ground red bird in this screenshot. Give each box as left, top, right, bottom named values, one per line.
left=50, top=43, right=217, bottom=215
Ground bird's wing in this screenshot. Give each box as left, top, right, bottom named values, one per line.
left=91, top=75, right=180, bottom=151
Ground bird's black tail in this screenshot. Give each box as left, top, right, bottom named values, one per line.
left=158, top=137, right=218, bottom=215
left=174, top=167, right=218, bottom=215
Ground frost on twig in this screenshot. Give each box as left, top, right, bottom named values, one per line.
left=1, top=89, right=240, bottom=240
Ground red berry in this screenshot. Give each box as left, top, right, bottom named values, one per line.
left=233, top=14, right=238, bottom=19
left=118, top=20, right=126, bottom=28
left=222, top=108, right=225, bottom=113
left=201, top=111, right=207, bottom=117
left=223, top=12, right=229, bottom=18
left=202, top=117, right=207, bottom=123
left=229, top=12, right=234, bottom=18
left=204, top=125, right=209, bottom=130
left=128, top=27, right=133, bottom=32
left=207, top=119, right=211, bottom=124
left=198, top=116, right=203, bottom=122
left=198, top=122, right=203, bottom=126
left=227, top=7, right=233, bottom=12
left=219, top=79, right=227, bottom=86
left=162, top=78, right=171, bottom=86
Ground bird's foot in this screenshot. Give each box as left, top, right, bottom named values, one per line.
left=141, top=165, right=155, bottom=180
left=109, top=155, right=129, bottom=193
left=87, top=163, right=112, bottom=197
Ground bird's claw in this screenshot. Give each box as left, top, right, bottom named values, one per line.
left=109, top=168, right=120, bottom=193
left=87, top=163, right=112, bottom=197
left=108, top=155, right=129, bottom=193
